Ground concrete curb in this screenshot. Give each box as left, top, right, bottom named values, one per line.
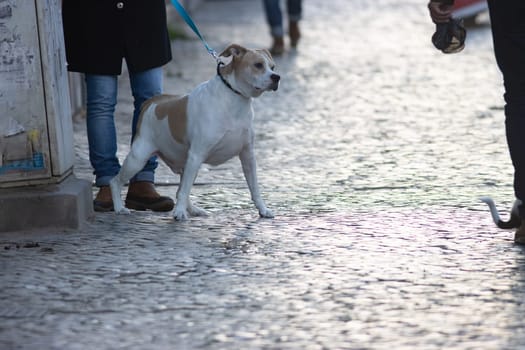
left=0, top=175, right=93, bottom=232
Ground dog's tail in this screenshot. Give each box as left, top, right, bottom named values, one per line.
left=480, top=196, right=522, bottom=229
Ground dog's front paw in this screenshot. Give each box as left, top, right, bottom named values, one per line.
left=173, top=208, right=189, bottom=221
left=115, top=207, right=131, bottom=215
left=259, top=208, right=274, bottom=219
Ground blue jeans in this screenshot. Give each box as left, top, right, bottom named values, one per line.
left=85, top=67, right=163, bottom=187
left=263, top=0, right=302, bottom=37
left=488, top=1, right=525, bottom=217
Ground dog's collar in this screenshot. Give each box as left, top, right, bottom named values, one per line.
left=217, top=63, right=243, bottom=96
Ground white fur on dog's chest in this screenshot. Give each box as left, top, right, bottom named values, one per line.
left=184, top=78, right=255, bottom=166
left=205, top=127, right=251, bottom=165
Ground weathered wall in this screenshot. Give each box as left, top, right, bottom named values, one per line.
left=0, top=0, right=73, bottom=187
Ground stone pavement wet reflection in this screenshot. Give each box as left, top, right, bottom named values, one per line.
left=2, top=0, right=525, bottom=349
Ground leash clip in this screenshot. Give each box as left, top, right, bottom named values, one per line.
left=208, top=48, right=221, bottom=64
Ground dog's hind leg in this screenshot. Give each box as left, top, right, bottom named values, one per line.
left=110, top=138, right=156, bottom=214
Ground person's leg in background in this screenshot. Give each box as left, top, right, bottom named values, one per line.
left=85, top=74, right=120, bottom=211
left=263, top=0, right=285, bottom=55
left=125, top=67, right=174, bottom=212
left=487, top=0, right=525, bottom=242
left=287, top=0, right=302, bottom=48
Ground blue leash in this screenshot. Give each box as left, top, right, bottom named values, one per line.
left=169, top=0, right=219, bottom=62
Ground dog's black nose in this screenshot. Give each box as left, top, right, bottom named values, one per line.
left=271, top=74, right=280, bottom=83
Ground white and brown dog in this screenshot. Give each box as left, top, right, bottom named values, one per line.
left=109, top=44, right=280, bottom=220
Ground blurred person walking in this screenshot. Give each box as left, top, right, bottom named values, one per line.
left=62, top=0, right=175, bottom=212
left=262, top=0, right=302, bottom=55
left=428, top=0, right=525, bottom=243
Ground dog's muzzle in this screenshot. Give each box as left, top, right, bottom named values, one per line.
left=270, top=73, right=280, bottom=91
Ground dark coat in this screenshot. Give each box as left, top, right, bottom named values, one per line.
left=62, top=0, right=172, bottom=75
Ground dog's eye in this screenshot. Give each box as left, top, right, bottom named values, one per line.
left=270, top=65, right=275, bottom=70
left=254, top=62, right=264, bottom=69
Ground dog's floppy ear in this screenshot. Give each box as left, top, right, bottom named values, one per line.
left=219, top=44, right=247, bottom=59
left=257, top=48, right=274, bottom=63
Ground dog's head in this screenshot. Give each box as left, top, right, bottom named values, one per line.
left=218, top=44, right=280, bottom=98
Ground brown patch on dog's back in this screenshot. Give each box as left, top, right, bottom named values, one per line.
left=153, top=95, right=189, bottom=144
left=136, top=94, right=175, bottom=134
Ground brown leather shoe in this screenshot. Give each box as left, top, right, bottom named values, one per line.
left=93, top=186, right=114, bottom=212
left=515, top=224, right=525, bottom=245
left=270, top=36, right=285, bottom=55
left=125, top=181, right=174, bottom=212
left=289, top=21, right=301, bottom=48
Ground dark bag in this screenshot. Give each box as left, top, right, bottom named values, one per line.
left=432, top=19, right=467, bottom=54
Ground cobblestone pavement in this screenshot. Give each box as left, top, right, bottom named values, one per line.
left=2, top=1, right=525, bottom=349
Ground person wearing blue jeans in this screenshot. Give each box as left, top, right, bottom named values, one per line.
left=429, top=0, right=525, bottom=243
left=262, top=0, right=302, bottom=55
left=62, top=0, right=174, bottom=212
